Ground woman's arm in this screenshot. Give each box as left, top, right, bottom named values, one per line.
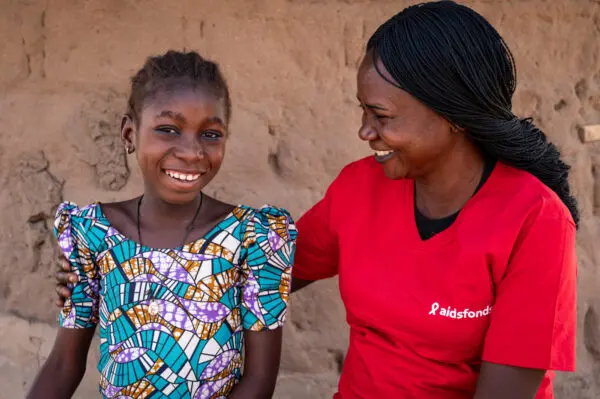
left=477, top=209, right=577, bottom=398
left=56, top=258, right=321, bottom=297
left=27, top=328, right=95, bottom=399
left=474, top=362, right=545, bottom=399
left=54, top=166, right=346, bottom=301
left=229, top=329, right=283, bottom=399
left=291, top=276, right=316, bottom=293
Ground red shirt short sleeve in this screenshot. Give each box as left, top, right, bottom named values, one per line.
left=293, top=171, right=342, bottom=281
left=482, top=203, right=577, bottom=371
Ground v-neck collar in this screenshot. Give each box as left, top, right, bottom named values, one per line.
left=403, top=161, right=502, bottom=247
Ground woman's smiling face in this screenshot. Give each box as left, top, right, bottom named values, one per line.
left=356, top=52, right=459, bottom=180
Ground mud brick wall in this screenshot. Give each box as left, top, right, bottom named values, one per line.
left=0, top=1, right=599, bottom=398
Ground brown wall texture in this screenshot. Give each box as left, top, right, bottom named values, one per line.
left=1, top=0, right=599, bottom=397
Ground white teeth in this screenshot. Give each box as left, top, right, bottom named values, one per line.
left=164, top=170, right=200, bottom=182
left=375, top=150, right=393, bottom=157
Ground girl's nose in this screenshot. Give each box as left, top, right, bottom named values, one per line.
left=177, top=136, right=205, bottom=162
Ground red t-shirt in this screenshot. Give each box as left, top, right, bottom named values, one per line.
left=293, top=157, right=577, bottom=399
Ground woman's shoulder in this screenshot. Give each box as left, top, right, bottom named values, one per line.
left=330, top=156, right=408, bottom=192
left=339, top=156, right=383, bottom=179
left=489, top=163, right=574, bottom=224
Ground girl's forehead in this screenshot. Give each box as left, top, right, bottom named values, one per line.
left=150, top=84, right=219, bottom=105
left=143, top=86, right=226, bottom=117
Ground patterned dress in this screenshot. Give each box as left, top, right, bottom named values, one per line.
left=54, top=201, right=296, bottom=398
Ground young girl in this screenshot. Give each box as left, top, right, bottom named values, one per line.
left=28, top=50, right=296, bottom=399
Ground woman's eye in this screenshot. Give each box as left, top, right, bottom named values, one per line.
left=357, top=104, right=388, bottom=120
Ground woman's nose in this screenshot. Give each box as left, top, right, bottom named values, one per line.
left=358, top=122, right=378, bottom=142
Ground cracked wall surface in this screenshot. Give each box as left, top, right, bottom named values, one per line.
left=0, top=0, right=599, bottom=398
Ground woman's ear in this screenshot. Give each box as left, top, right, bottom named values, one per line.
left=121, top=114, right=136, bottom=154
left=450, top=122, right=466, bottom=135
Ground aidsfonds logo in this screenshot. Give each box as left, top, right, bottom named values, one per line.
left=428, top=302, right=492, bottom=319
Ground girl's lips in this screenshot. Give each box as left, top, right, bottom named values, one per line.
left=161, top=169, right=204, bottom=190
left=163, top=169, right=201, bottom=182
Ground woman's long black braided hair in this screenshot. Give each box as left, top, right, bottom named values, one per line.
left=367, top=1, right=579, bottom=227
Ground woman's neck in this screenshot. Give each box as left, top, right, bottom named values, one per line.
left=414, top=142, right=485, bottom=219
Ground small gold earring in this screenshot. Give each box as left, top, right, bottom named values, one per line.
left=126, top=146, right=134, bottom=154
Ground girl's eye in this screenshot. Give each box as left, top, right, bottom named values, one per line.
left=374, top=114, right=388, bottom=120
left=202, top=130, right=223, bottom=140
left=156, top=126, right=179, bottom=135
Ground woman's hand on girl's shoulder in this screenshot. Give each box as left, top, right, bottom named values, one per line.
left=55, top=255, right=77, bottom=307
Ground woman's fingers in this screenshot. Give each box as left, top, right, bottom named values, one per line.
left=61, top=257, right=71, bottom=271
left=55, top=271, right=70, bottom=285
left=55, top=285, right=73, bottom=300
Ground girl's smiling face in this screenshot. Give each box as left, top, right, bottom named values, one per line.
left=122, top=83, right=229, bottom=205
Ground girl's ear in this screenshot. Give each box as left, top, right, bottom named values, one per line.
left=121, top=114, right=136, bottom=154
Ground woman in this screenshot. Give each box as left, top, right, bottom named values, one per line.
left=54, top=2, right=577, bottom=398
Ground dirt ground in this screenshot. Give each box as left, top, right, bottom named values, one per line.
left=0, top=0, right=599, bottom=398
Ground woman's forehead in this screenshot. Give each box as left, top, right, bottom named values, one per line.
left=357, top=56, right=406, bottom=107
left=358, top=55, right=399, bottom=93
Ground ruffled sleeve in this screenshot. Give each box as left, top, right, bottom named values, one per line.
left=240, top=206, right=297, bottom=331
left=54, top=201, right=100, bottom=328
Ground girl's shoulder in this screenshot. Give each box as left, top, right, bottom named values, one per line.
left=55, top=201, right=106, bottom=224
left=54, top=201, right=110, bottom=250
left=235, top=203, right=295, bottom=225
left=234, top=204, right=297, bottom=244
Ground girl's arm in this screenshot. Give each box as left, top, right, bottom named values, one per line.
left=38, top=203, right=99, bottom=398
left=229, top=329, right=283, bottom=399
left=27, top=327, right=96, bottom=399
left=236, top=207, right=297, bottom=398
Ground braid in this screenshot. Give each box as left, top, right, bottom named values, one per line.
left=367, top=1, right=579, bottom=227
left=127, top=50, right=231, bottom=125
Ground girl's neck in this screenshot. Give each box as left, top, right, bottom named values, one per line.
left=138, top=192, right=203, bottom=228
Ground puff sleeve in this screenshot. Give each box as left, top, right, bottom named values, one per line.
left=240, top=206, right=297, bottom=331
left=54, top=201, right=100, bottom=329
